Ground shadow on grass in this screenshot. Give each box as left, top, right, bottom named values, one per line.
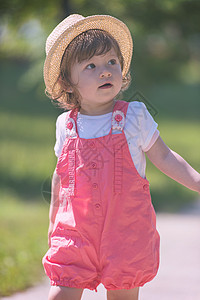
left=0, top=60, right=61, bottom=119
left=151, top=186, right=198, bottom=213
left=123, top=81, right=200, bottom=122
left=0, top=173, right=50, bottom=204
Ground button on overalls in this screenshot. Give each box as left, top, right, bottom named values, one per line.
left=43, top=100, right=160, bottom=291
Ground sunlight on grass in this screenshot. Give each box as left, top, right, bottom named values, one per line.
left=0, top=192, right=49, bottom=296
left=0, top=111, right=56, bottom=180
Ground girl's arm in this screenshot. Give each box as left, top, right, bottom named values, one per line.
left=48, top=169, right=60, bottom=247
left=146, top=136, right=200, bottom=193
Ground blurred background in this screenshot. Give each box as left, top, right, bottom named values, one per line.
left=0, top=0, right=199, bottom=296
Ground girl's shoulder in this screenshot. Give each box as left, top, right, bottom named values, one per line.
left=126, top=101, right=149, bottom=118
left=55, top=111, right=72, bottom=137
left=127, top=100, right=147, bottom=110
left=56, top=110, right=71, bottom=125
left=126, top=100, right=157, bottom=131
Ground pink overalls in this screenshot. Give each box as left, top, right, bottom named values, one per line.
left=43, top=100, right=160, bottom=291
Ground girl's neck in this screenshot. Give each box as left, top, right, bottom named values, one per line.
left=79, top=99, right=116, bottom=116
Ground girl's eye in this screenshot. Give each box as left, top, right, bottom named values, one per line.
left=86, top=63, right=95, bottom=70
left=108, top=59, right=117, bottom=65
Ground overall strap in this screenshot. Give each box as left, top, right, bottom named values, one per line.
left=65, top=107, right=79, bottom=138
left=111, top=101, right=129, bottom=195
left=57, top=108, right=79, bottom=197
left=111, top=100, right=129, bottom=131
left=66, top=101, right=129, bottom=137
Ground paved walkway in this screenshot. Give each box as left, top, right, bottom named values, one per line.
left=2, top=207, right=200, bottom=300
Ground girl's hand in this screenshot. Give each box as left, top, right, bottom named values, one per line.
left=48, top=221, right=54, bottom=248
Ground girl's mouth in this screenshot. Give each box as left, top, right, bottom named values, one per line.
left=99, top=83, right=113, bottom=89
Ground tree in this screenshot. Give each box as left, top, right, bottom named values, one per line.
left=0, top=0, right=199, bottom=86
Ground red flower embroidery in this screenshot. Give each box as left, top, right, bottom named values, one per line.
left=114, top=114, right=123, bottom=123
left=67, top=122, right=73, bottom=130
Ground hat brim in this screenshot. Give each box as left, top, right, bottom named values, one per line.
left=44, top=15, right=133, bottom=97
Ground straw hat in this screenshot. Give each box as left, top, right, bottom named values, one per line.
left=44, top=14, right=133, bottom=98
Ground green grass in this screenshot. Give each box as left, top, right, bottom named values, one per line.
left=0, top=60, right=199, bottom=295
left=0, top=109, right=52, bottom=296
left=0, top=193, right=49, bottom=296
left=0, top=61, right=57, bottom=296
left=146, top=119, right=200, bottom=211
left=0, top=112, right=55, bottom=181
left=144, top=83, right=200, bottom=211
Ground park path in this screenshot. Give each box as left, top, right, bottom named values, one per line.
left=1, top=201, right=200, bottom=300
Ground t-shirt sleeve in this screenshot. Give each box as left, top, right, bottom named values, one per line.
left=137, top=102, right=159, bottom=151
left=143, top=130, right=159, bottom=152
left=54, top=113, right=66, bottom=157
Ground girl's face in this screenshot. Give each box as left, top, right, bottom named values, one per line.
left=70, top=48, right=123, bottom=114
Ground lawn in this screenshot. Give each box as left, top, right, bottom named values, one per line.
left=0, top=61, right=199, bottom=295
left=0, top=195, right=49, bottom=296
left=0, top=61, right=57, bottom=296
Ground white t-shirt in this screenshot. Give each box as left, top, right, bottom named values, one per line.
left=54, top=101, right=159, bottom=178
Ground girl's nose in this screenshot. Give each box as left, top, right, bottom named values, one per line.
left=100, top=69, right=112, bottom=78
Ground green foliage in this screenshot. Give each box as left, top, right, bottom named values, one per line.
left=1, top=0, right=200, bottom=91
left=0, top=0, right=61, bottom=25
left=1, top=0, right=200, bottom=88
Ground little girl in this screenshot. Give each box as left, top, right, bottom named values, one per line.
left=42, top=14, right=200, bottom=300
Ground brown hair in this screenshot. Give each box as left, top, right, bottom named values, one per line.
left=48, top=29, right=131, bottom=110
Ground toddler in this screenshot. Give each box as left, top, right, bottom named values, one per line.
left=42, top=14, right=200, bottom=300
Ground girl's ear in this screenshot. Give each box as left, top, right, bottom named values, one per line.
left=58, top=76, right=74, bottom=93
